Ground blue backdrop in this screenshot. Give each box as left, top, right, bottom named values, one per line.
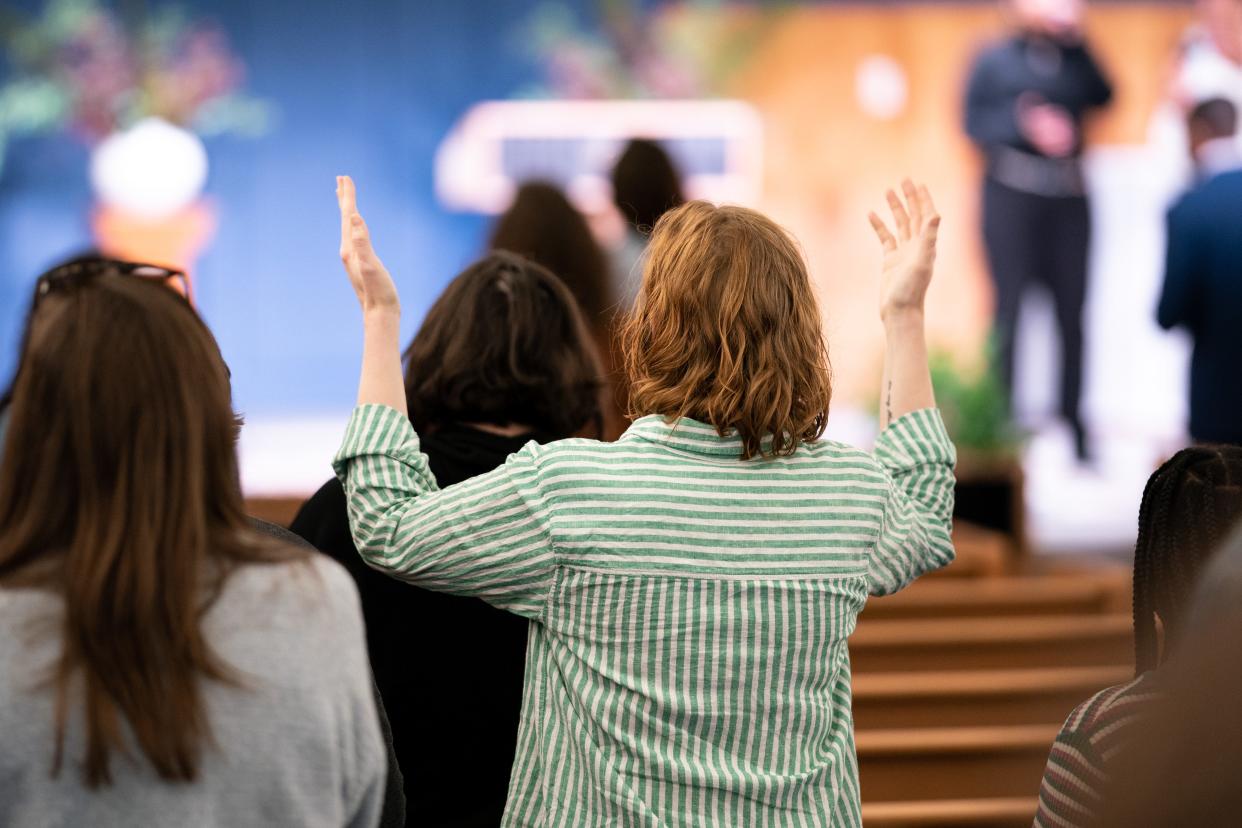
left=0, top=0, right=601, bottom=417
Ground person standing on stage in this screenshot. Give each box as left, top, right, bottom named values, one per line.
left=964, top=0, right=1113, bottom=462
left=1157, top=99, right=1242, bottom=446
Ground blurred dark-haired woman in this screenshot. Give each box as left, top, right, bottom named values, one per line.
left=610, top=138, right=685, bottom=311
left=291, top=250, right=603, bottom=827
left=488, top=182, right=612, bottom=326
left=488, top=180, right=627, bottom=439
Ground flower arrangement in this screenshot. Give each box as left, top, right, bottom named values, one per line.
left=520, top=0, right=784, bottom=100
left=0, top=0, right=269, bottom=174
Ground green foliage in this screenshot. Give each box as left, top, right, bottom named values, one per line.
left=0, top=78, right=70, bottom=133
left=192, top=95, right=274, bottom=138
left=928, top=350, right=1022, bottom=456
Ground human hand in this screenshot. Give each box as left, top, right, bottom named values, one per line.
left=337, top=175, right=399, bottom=315
left=868, top=180, right=940, bottom=322
left=1018, top=97, right=1077, bottom=158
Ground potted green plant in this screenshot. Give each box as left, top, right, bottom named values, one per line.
left=928, top=350, right=1027, bottom=554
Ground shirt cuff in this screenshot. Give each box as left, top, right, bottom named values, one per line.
left=874, top=408, right=957, bottom=469
left=333, top=404, right=419, bottom=470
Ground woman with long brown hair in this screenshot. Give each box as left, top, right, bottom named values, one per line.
left=488, top=181, right=613, bottom=325
left=333, top=175, right=953, bottom=826
left=0, top=259, right=385, bottom=827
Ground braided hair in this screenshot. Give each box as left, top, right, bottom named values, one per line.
left=1132, top=445, right=1242, bottom=676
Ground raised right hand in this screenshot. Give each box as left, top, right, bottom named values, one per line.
left=337, top=175, right=400, bottom=315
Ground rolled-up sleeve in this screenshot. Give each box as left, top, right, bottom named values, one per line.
left=868, top=408, right=957, bottom=596
left=332, top=403, right=555, bottom=620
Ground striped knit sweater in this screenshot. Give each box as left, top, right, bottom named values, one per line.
left=335, top=404, right=956, bottom=827
left=1033, top=674, right=1160, bottom=828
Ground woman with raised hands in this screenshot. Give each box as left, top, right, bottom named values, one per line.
left=333, top=175, right=955, bottom=826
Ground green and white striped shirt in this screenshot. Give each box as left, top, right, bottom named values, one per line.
left=335, top=404, right=956, bottom=827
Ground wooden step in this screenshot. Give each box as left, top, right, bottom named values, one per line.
left=863, top=575, right=1128, bottom=619
left=862, top=797, right=1037, bottom=827
left=849, top=614, right=1133, bottom=672
left=933, top=523, right=1012, bottom=577
left=857, top=725, right=1057, bottom=801
left=852, top=665, right=1130, bottom=729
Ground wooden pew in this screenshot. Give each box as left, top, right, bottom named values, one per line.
left=862, top=797, right=1037, bottom=827
left=934, top=523, right=1012, bottom=577
left=862, top=574, right=1129, bottom=620
left=245, top=496, right=306, bottom=529
left=857, top=724, right=1057, bottom=801
left=849, top=614, right=1133, bottom=672
left=852, top=665, right=1131, bottom=729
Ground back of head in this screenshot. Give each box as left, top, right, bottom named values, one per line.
left=1131, top=445, right=1242, bottom=674
left=0, top=253, right=104, bottom=416
left=0, top=262, right=288, bottom=787
left=1188, top=97, right=1238, bottom=147
left=611, top=139, right=686, bottom=234
left=488, top=182, right=611, bottom=323
left=404, top=251, right=603, bottom=437
left=621, top=200, right=832, bottom=459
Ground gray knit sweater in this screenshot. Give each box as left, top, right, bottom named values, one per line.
left=0, top=554, right=385, bottom=828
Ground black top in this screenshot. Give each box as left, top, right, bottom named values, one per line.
left=964, top=33, right=1113, bottom=158
left=290, top=424, right=551, bottom=827
left=1157, top=169, right=1242, bottom=445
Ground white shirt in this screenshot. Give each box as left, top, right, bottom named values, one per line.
left=1195, top=135, right=1242, bottom=179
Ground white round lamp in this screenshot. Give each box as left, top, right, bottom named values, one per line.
left=855, top=55, right=909, bottom=122
left=90, top=117, right=209, bottom=219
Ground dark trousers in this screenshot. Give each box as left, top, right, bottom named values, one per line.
left=982, top=177, right=1090, bottom=453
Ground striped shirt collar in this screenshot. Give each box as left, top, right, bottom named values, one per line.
left=622, top=414, right=777, bottom=457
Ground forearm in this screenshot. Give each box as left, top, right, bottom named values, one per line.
left=870, top=406, right=957, bottom=595
left=333, top=404, right=555, bottom=618
left=880, top=309, right=935, bottom=429
left=357, top=309, right=407, bottom=415
left=965, top=103, right=1020, bottom=149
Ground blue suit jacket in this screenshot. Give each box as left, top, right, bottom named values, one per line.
left=1158, top=168, right=1242, bottom=443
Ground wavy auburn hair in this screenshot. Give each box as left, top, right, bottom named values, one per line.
left=621, top=201, right=832, bottom=458
left=0, top=267, right=299, bottom=787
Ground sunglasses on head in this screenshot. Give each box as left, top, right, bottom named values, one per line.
left=36, top=258, right=192, bottom=304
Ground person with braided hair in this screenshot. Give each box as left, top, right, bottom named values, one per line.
left=1033, top=445, right=1242, bottom=827
left=1094, top=524, right=1242, bottom=827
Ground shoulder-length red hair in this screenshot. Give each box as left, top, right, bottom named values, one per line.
left=620, top=201, right=832, bottom=458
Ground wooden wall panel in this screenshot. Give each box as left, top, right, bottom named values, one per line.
left=729, top=4, right=1194, bottom=404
